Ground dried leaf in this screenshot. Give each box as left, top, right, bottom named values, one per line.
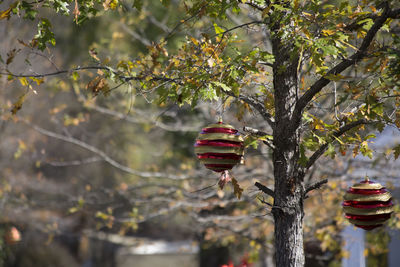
left=231, top=177, right=243, bottom=200
left=6, top=48, right=20, bottom=65
left=11, top=92, right=27, bottom=115
left=73, top=0, right=80, bottom=22
left=86, top=76, right=109, bottom=96
left=89, top=48, right=100, bottom=61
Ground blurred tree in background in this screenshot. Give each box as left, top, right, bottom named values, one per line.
left=1, top=0, right=400, bottom=266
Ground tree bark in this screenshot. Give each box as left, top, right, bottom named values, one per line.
left=271, top=30, right=305, bottom=266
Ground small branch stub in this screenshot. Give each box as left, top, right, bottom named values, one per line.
left=304, top=179, right=328, bottom=198
left=255, top=181, right=275, bottom=198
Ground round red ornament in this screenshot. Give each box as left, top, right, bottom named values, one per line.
left=342, top=177, right=393, bottom=230
left=194, top=121, right=244, bottom=172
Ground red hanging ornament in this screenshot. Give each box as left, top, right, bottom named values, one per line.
left=342, top=177, right=394, bottom=230
left=194, top=121, right=244, bottom=173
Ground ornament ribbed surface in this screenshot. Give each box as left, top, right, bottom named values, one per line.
left=342, top=179, right=393, bottom=230
left=194, top=122, right=244, bottom=172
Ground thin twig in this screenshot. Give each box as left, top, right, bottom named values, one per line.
left=22, top=120, right=197, bottom=180
left=257, top=196, right=273, bottom=207
left=243, top=126, right=274, bottom=148
left=305, top=119, right=375, bottom=169
left=227, top=92, right=275, bottom=129
left=211, top=21, right=263, bottom=39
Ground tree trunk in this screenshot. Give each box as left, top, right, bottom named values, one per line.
left=271, top=32, right=305, bottom=266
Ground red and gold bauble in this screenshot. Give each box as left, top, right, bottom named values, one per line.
left=342, top=177, right=393, bottom=230
left=194, top=121, right=244, bottom=172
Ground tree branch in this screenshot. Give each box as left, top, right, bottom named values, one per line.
left=304, top=179, right=328, bottom=197
left=23, top=120, right=197, bottom=180
left=45, top=156, right=102, bottom=167
left=213, top=21, right=263, bottom=39
left=119, top=22, right=151, bottom=46
left=290, top=4, right=399, bottom=134
left=243, top=126, right=270, bottom=136
left=305, top=119, right=373, bottom=170
left=86, top=104, right=199, bottom=132
left=1, top=66, right=175, bottom=83
left=164, top=3, right=209, bottom=41
left=242, top=1, right=265, bottom=12
left=255, top=181, right=274, bottom=198
left=227, top=92, right=275, bottom=129
left=344, top=7, right=400, bottom=31
left=243, top=126, right=274, bottom=148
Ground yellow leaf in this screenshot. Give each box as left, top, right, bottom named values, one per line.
left=14, top=139, right=27, bottom=159
left=294, top=0, right=299, bottom=9
left=357, top=30, right=366, bottom=39
left=19, top=77, right=29, bottom=86
left=330, top=181, right=337, bottom=190
left=322, top=29, right=335, bottom=36
left=190, top=37, right=199, bottom=46
left=0, top=8, right=12, bottom=20
left=103, top=0, right=118, bottom=10
left=338, top=39, right=357, bottom=50
left=364, top=248, right=369, bottom=256
left=30, top=77, right=44, bottom=85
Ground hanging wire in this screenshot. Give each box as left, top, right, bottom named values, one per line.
left=216, top=96, right=228, bottom=123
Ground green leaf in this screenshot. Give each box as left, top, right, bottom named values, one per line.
left=132, top=0, right=143, bottom=11
left=298, top=144, right=308, bottom=167
left=211, top=81, right=231, bottom=91
left=161, top=0, right=171, bottom=6
left=243, top=135, right=259, bottom=149
left=213, top=23, right=224, bottom=37
left=20, top=1, right=38, bottom=20
left=376, top=122, right=385, bottom=133
left=72, top=71, right=79, bottom=81
left=393, top=144, right=400, bottom=160
left=324, top=143, right=336, bottom=159
left=360, top=141, right=373, bottom=159
left=34, top=18, right=56, bottom=51
left=243, top=134, right=272, bottom=149
left=52, top=0, right=70, bottom=15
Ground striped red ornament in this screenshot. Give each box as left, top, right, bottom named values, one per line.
left=194, top=121, right=244, bottom=172
left=342, top=177, right=394, bottom=230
